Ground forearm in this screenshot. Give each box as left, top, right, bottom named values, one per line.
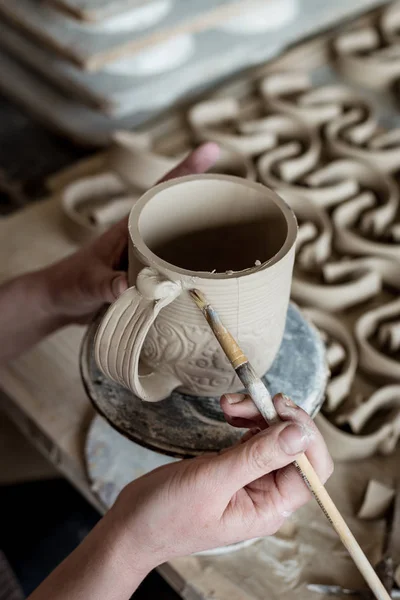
left=28, top=511, right=150, bottom=600
left=0, top=269, right=64, bottom=364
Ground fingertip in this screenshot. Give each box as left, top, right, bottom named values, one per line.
left=221, top=393, right=247, bottom=407
left=111, top=272, right=128, bottom=300
left=198, top=141, right=221, bottom=160
left=274, top=393, right=309, bottom=424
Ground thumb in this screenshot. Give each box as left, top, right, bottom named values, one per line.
left=99, top=270, right=129, bottom=304
left=213, top=422, right=311, bottom=495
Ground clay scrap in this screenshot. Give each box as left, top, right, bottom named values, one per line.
left=358, top=480, right=395, bottom=521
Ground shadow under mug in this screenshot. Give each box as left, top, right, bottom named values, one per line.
left=94, top=174, right=297, bottom=402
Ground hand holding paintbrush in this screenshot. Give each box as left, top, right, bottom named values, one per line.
left=190, top=288, right=391, bottom=600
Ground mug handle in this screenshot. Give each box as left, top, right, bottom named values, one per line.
left=94, top=267, right=183, bottom=402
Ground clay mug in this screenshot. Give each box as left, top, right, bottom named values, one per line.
left=94, top=174, right=297, bottom=402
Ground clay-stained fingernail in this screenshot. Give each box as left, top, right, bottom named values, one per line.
left=279, top=423, right=310, bottom=455
left=223, top=393, right=246, bottom=405
left=112, top=275, right=127, bottom=298
left=275, top=393, right=299, bottom=409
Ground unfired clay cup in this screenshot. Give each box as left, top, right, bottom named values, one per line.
left=94, top=174, right=297, bottom=402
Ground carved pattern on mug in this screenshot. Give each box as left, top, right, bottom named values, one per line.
left=355, top=298, right=400, bottom=383
left=143, top=316, right=285, bottom=395
left=303, top=309, right=358, bottom=412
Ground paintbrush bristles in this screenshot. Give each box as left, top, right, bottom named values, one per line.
left=189, top=289, right=209, bottom=312
left=190, top=289, right=247, bottom=369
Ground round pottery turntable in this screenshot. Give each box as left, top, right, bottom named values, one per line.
left=81, top=303, right=328, bottom=458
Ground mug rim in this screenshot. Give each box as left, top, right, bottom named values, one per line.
left=128, top=173, right=298, bottom=280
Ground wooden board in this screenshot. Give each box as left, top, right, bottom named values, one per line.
left=0, top=18, right=299, bottom=117
left=0, top=192, right=396, bottom=600
left=0, top=50, right=142, bottom=146
left=48, top=0, right=151, bottom=22
left=0, top=2, right=386, bottom=145
left=0, top=0, right=253, bottom=71
left=0, top=1, right=386, bottom=117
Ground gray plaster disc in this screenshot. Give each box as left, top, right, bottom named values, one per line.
left=81, top=303, right=328, bottom=458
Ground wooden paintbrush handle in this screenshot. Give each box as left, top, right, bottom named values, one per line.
left=295, top=453, right=391, bottom=600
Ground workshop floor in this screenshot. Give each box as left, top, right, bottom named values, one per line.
left=0, top=479, right=181, bottom=599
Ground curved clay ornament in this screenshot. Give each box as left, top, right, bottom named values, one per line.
left=258, top=156, right=361, bottom=209
left=108, top=130, right=181, bottom=190
left=325, top=102, right=400, bottom=173
left=333, top=27, right=400, bottom=89
left=188, top=98, right=280, bottom=156
left=330, top=164, right=400, bottom=260
left=260, top=72, right=340, bottom=126
left=316, top=385, right=400, bottom=462
left=278, top=190, right=383, bottom=311
left=337, top=385, right=400, bottom=439
left=61, top=172, right=134, bottom=243
left=94, top=175, right=297, bottom=401
left=303, top=309, right=358, bottom=413
left=381, top=1, right=400, bottom=46
left=355, top=298, right=400, bottom=383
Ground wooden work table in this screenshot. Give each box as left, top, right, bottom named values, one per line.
left=0, top=177, right=398, bottom=600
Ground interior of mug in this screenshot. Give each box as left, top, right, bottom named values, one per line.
left=137, top=177, right=291, bottom=273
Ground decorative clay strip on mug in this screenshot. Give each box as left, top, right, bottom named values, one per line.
left=303, top=308, right=358, bottom=413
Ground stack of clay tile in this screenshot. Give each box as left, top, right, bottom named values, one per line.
left=0, top=0, right=388, bottom=146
